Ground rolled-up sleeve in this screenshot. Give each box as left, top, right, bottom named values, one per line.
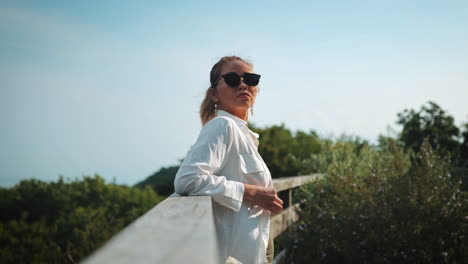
left=174, top=118, right=244, bottom=211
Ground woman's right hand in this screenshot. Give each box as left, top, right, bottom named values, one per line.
left=243, top=184, right=283, bottom=214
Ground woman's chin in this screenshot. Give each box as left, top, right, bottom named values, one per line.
left=237, top=99, right=252, bottom=107
left=237, top=104, right=251, bottom=112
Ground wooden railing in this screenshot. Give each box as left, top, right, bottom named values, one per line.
left=270, top=174, right=323, bottom=240
left=81, top=174, right=323, bottom=264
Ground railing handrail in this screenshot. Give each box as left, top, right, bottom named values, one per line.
left=81, top=174, right=324, bottom=264
left=81, top=196, right=218, bottom=264
left=273, top=174, right=323, bottom=192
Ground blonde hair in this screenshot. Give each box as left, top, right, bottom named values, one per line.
left=200, top=56, right=253, bottom=125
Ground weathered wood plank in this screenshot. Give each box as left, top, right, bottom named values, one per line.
left=270, top=203, right=301, bottom=239
left=273, top=174, right=323, bottom=192
left=81, top=196, right=218, bottom=264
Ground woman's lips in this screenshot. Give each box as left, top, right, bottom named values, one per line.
left=238, top=93, right=251, bottom=98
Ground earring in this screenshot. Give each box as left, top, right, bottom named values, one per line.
left=214, top=103, right=218, bottom=109
left=250, top=107, right=254, bottom=116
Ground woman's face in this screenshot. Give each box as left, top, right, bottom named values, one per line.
left=212, top=60, right=258, bottom=120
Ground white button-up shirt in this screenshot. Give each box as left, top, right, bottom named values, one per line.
left=174, top=110, right=272, bottom=264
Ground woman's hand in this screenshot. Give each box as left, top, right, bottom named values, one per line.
left=243, top=184, right=283, bottom=214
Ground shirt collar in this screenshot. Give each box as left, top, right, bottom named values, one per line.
left=216, top=110, right=247, bottom=128
left=216, top=110, right=260, bottom=140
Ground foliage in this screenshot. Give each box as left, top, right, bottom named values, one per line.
left=285, top=140, right=467, bottom=263
left=301, top=135, right=373, bottom=176
left=250, top=124, right=321, bottom=178
left=397, top=101, right=461, bottom=161
left=0, top=175, right=163, bottom=264
left=134, top=165, right=180, bottom=196
left=397, top=101, right=468, bottom=191
left=460, top=123, right=468, bottom=165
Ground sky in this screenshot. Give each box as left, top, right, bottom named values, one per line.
left=1, top=0, right=467, bottom=187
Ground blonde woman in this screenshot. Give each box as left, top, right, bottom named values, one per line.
left=174, top=56, right=282, bottom=263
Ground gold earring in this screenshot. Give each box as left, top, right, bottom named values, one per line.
left=250, top=107, right=254, bottom=116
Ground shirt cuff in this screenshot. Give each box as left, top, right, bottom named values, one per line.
left=222, top=180, right=244, bottom=212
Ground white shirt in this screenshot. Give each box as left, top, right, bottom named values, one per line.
left=174, top=110, right=272, bottom=264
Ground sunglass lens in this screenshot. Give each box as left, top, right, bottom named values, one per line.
left=243, top=73, right=260, bottom=86
left=223, top=72, right=241, bottom=87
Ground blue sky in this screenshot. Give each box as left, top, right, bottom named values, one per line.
left=1, top=1, right=467, bottom=187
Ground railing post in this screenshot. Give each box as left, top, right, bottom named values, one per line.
left=271, top=174, right=324, bottom=264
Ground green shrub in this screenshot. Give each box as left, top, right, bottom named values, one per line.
left=0, top=175, right=163, bottom=264
left=286, top=140, right=467, bottom=263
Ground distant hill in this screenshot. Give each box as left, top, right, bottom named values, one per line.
left=134, top=165, right=180, bottom=196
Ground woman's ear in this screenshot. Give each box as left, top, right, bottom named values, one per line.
left=210, top=88, right=219, bottom=103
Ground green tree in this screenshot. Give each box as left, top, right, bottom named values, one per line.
left=250, top=124, right=321, bottom=178
left=460, top=123, right=468, bottom=165
left=397, top=101, right=460, bottom=159
left=135, top=165, right=180, bottom=196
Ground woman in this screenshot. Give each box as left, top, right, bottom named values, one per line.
left=174, top=56, right=283, bottom=264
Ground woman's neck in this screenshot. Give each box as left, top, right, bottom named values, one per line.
left=219, top=107, right=249, bottom=121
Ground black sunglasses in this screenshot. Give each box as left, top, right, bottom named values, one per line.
left=216, top=72, right=261, bottom=87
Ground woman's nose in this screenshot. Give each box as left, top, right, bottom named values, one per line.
left=238, top=78, right=248, bottom=90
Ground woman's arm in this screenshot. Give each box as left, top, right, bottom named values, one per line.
left=174, top=118, right=244, bottom=211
